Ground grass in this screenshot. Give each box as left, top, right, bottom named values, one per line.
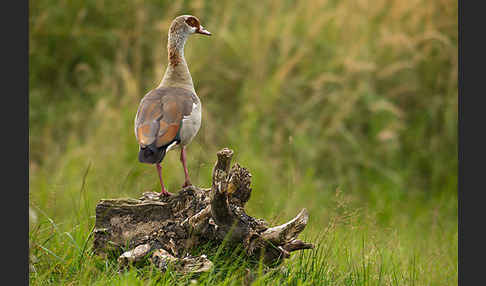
left=29, top=0, right=457, bottom=285
left=29, top=188, right=456, bottom=285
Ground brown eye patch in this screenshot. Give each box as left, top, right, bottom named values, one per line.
left=185, top=17, right=199, bottom=28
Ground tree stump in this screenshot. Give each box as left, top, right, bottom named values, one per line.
left=93, top=148, right=314, bottom=273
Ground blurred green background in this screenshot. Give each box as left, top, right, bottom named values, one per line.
left=29, top=0, right=457, bottom=284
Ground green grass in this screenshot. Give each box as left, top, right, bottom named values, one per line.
left=29, top=188, right=456, bottom=285
left=29, top=0, right=457, bottom=284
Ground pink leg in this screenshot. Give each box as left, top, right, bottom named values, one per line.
left=180, top=147, right=192, bottom=188
left=156, top=163, right=172, bottom=196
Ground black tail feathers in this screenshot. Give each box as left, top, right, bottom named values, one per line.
left=138, top=143, right=167, bottom=164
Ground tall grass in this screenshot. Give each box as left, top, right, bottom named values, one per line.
left=29, top=0, right=457, bottom=285
left=29, top=187, right=456, bottom=285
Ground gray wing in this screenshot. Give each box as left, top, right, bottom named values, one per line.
left=135, top=87, right=195, bottom=147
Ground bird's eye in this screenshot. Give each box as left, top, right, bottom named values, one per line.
left=185, top=17, right=199, bottom=28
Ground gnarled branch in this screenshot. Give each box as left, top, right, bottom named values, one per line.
left=93, top=148, right=314, bottom=272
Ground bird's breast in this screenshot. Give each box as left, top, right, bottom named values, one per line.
left=180, top=100, right=201, bottom=146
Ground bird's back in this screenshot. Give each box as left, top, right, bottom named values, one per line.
left=134, top=86, right=197, bottom=163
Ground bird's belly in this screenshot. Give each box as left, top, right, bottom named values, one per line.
left=180, top=107, right=201, bottom=146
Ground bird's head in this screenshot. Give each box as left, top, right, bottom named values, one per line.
left=170, top=15, right=211, bottom=37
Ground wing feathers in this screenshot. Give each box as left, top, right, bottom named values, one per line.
left=135, top=87, right=195, bottom=148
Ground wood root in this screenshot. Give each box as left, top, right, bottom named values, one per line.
left=93, top=148, right=314, bottom=273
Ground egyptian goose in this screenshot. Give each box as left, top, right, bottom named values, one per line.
left=134, top=15, right=211, bottom=196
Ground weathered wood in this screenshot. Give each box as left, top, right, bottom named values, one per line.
left=260, top=209, right=310, bottom=245
left=93, top=148, right=314, bottom=273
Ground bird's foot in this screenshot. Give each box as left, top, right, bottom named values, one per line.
left=160, top=189, right=173, bottom=196
left=182, top=180, right=192, bottom=188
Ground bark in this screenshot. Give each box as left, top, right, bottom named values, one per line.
left=93, top=148, right=314, bottom=273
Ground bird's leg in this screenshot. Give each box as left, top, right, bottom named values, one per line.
left=180, top=146, right=192, bottom=188
left=156, top=163, right=172, bottom=196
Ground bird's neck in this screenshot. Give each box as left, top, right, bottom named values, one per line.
left=159, top=32, right=195, bottom=93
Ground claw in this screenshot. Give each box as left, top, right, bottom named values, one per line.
left=160, top=190, right=173, bottom=196
left=182, top=181, right=193, bottom=188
